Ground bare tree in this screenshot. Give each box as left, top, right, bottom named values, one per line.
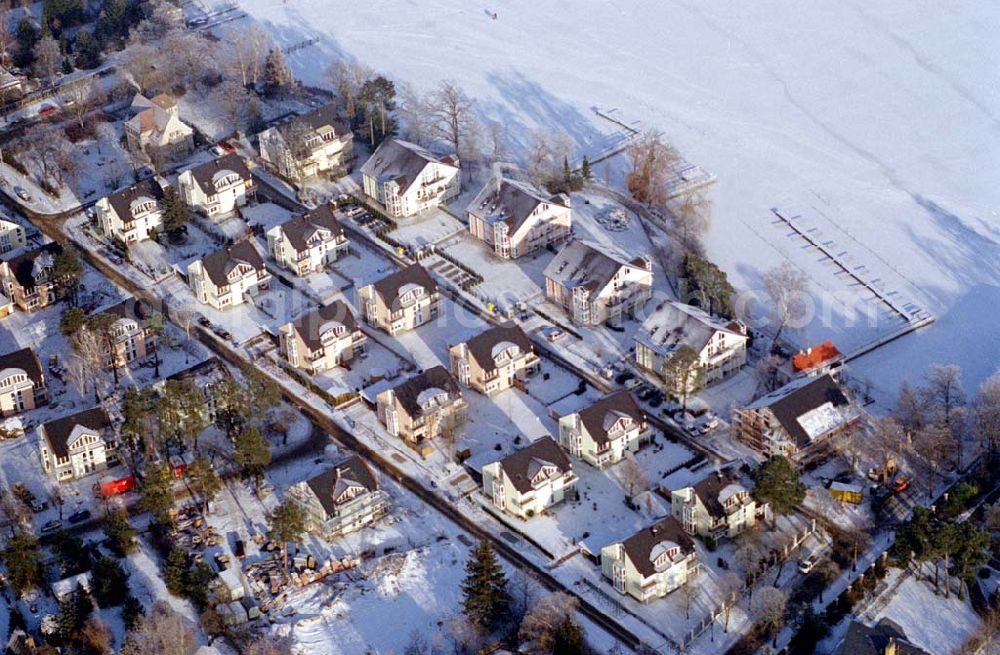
left=447, top=615, right=485, bottom=654
left=672, top=191, right=711, bottom=253
left=32, top=36, right=61, bottom=82
left=326, top=59, right=370, bottom=125
left=0, top=488, right=27, bottom=537
left=717, top=572, right=744, bottom=633
left=426, top=80, right=478, bottom=161
left=79, top=616, right=113, bottom=655
left=870, top=416, right=906, bottom=481
left=118, top=41, right=163, bottom=92
left=974, top=374, right=1000, bottom=455
left=61, top=78, right=106, bottom=130
left=755, top=354, right=784, bottom=394
left=762, top=262, right=810, bottom=349
left=518, top=592, right=580, bottom=655
left=913, top=424, right=954, bottom=498
left=224, top=24, right=271, bottom=88
left=134, top=0, right=185, bottom=41
left=753, top=587, right=788, bottom=648
left=162, top=29, right=214, bottom=89
left=121, top=601, right=198, bottom=655
left=0, top=7, right=12, bottom=67
left=70, top=329, right=109, bottom=401
left=834, top=427, right=863, bottom=475
left=734, top=531, right=764, bottom=607
left=396, top=81, right=429, bottom=144
left=484, top=120, right=509, bottom=165
left=242, top=634, right=293, bottom=655
left=925, top=364, right=967, bottom=466
left=524, top=130, right=574, bottom=189
left=680, top=578, right=699, bottom=620
left=617, top=455, right=649, bottom=500
left=625, top=130, right=680, bottom=206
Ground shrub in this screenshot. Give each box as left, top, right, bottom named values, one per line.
left=703, top=535, right=717, bottom=552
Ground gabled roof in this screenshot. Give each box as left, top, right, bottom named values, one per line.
left=360, top=138, right=457, bottom=196
left=0, top=347, right=44, bottom=387
left=575, top=391, right=645, bottom=446
left=41, top=407, right=110, bottom=459
left=469, top=176, right=568, bottom=234
left=293, top=104, right=349, bottom=136
left=278, top=205, right=344, bottom=253
left=369, top=264, right=437, bottom=307
left=620, top=516, right=694, bottom=578
left=304, top=455, right=379, bottom=519
left=835, top=619, right=929, bottom=655
left=463, top=323, right=534, bottom=373
left=185, top=153, right=252, bottom=196
left=96, top=297, right=155, bottom=324
left=543, top=240, right=648, bottom=294
left=199, top=240, right=264, bottom=288
left=106, top=178, right=165, bottom=221
left=744, top=374, right=853, bottom=448
left=685, top=467, right=747, bottom=520
left=498, top=436, right=572, bottom=494
left=2, top=242, right=62, bottom=290
left=386, top=366, right=460, bottom=418
left=636, top=301, right=746, bottom=357
left=291, top=301, right=358, bottom=351
left=792, top=340, right=843, bottom=372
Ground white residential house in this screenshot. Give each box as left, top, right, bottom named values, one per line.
left=449, top=322, right=540, bottom=396
left=544, top=240, right=653, bottom=326
left=669, top=466, right=768, bottom=541
left=266, top=205, right=348, bottom=276
left=731, top=374, right=860, bottom=463
left=0, top=219, right=26, bottom=254
left=375, top=366, right=465, bottom=455
left=358, top=264, right=441, bottom=335
left=360, top=138, right=460, bottom=218
left=124, top=94, right=194, bottom=160
left=287, top=456, right=390, bottom=539
left=0, top=242, right=64, bottom=312
left=38, top=408, right=117, bottom=481
left=92, top=298, right=158, bottom=369
left=178, top=154, right=255, bottom=218
left=467, top=175, right=571, bottom=259
left=558, top=391, right=649, bottom=469
left=635, top=301, right=748, bottom=392
left=0, top=67, right=25, bottom=101
left=481, top=436, right=577, bottom=519
left=278, top=301, right=367, bottom=373
left=0, top=347, right=46, bottom=417
left=95, top=177, right=167, bottom=244
left=258, top=105, right=354, bottom=182
left=187, top=240, right=271, bottom=310
left=600, top=517, right=700, bottom=603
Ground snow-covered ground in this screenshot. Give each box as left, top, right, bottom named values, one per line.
left=236, top=0, right=1000, bottom=408
left=873, top=572, right=981, bottom=655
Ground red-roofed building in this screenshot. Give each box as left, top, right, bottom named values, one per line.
left=792, top=340, right=844, bottom=379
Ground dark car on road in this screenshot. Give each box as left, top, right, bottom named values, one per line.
left=68, top=510, right=92, bottom=524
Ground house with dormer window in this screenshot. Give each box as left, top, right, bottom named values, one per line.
left=558, top=391, right=649, bottom=469
left=669, top=465, right=768, bottom=540
left=449, top=323, right=539, bottom=396
left=360, top=138, right=460, bottom=218
left=266, top=205, right=348, bottom=276
left=376, top=366, right=465, bottom=454
left=288, top=455, right=390, bottom=539
left=0, top=242, right=63, bottom=312
left=0, top=348, right=46, bottom=417
left=187, top=240, right=271, bottom=310
left=279, top=301, right=366, bottom=373
left=0, top=219, right=26, bottom=255
left=468, top=175, right=572, bottom=259
left=544, top=240, right=653, bottom=326
left=482, top=436, right=577, bottom=519
left=124, top=93, right=194, bottom=161
left=258, top=105, right=354, bottom=183
left=38, top=408, right=117, bottom=481
left=178, top=154, right=254, bottom=218
left=90, top=298, right=158, bottom=369
left=358, top=264, right=440, bottom=335
left=601, top=516, right=699, bottom=603
left=96, top=177, right=167, bottom=245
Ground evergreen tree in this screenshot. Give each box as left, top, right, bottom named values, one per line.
left=580, top=156, right=592, bottom=181
left=51, top=247, right=83, bottom=305
left=461, top=541, right=511, bottom=628
left=2, top=530, right=44, bottom=594
left=183, top=561, right=214, bottom=609
left=51, top=530, right=92, bottom=576
left=186, top=457, right=222, bottom=511
left=262, top=47, right=292, bottom=96
left=267, top=499, right=306, bottom=577
left=102, top=510, right=137, bottom=556
left=234, top=425, right=271, bottom=485
left=553, top=614, right=585, bottom=655
left=8, top=605, right=27, bottom=636
left=161, top=186, right=191, bottom=239
left=120, top=594, right=144, bottom=630
left=120, top=386, right=153, bottom=454
left=73, top=29, right=102, bottom=69
left=59, top=307, right=86, bottom=336
left=13, top=19, right=39, bottom=70
left=164, top=547, right=189, bottom=596
left=91, top=557, right=129, bottom=606
left=751, top=456, right=805, bottom=527
left=562, top=156, right=571, bottom=183
left=683, top=253, right=736, bottom=318
left=138, top=462, right=174, bottom=523
left=661, top=345, right=703, bottom=409
left=56, top=584, right=93, bottom=640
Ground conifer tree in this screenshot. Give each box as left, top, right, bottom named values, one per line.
left=138, top=462, right=174, bottom=523
left=161, top=186, right=191, bottom=239
left=56, top=584, right=94, bottom=639
left=234, top=425, right=271, bottom=486
left=461, top=541, right=511, bottom=628
left=751, top=456, right=805, bottom=527
left=580, top=156, right=591, bottom=181
left=164, top=547, right=188, bottom=596
left=553, top=614, right=585, bottom=655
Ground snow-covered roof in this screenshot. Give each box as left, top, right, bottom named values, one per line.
left=543, top=240, right=648, bottom=294
left=636, top=300, right=746, bottom=356
left=468, top=174, right=569, bottom=233
left=360, top=138, right=458, bottom=196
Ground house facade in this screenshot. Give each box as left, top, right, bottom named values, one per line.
left=187, top=240, right=271, bottom=310
left=731, top=374, right=860, bottom=463
left=669, top=467, right=766, bottom=540
left=482, top=436, right=577, bottom=519
left=467, top=176, right=571, bottom=259
left=178, top=154, right=254, bottom=218
left=358, top=264, right=440, bottom=335
left=92, top=299, right=158, bottom=369
left=258, top=105, right=354, bottom=183
left=0, top=348, right=46, bottom=417
left=0, top=219, right=26, bottom=255
left=38, top=408, right=117, bottom=481
left=266, top=205, right=348, bottom=276
left=558, top=391, right=649, bottom=469
left=544, top=240, right=653, bottom=326
left=449, top=323, right=540, bottom=396
left=360, top=138, right=460, bottom=218
left=635, top=301, right=748, bottom=392
left=0, top=242, right=63, bottom=312
left=288, top=456, right=390, bottom=539
left=96, top=178, right=167, bottom=244
left=279, top=301, right=366, bottom=373
left=376, top=366, right=465, bottom=453
left=600, top=517, right=699, bottom=603
left=124, top=94, right=194, bottom=160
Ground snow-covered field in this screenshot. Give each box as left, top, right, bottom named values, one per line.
left=235, top=0, right=1000, bottom=407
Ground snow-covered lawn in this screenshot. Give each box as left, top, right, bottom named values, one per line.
left=438, top=232, right=550, bottom=308
left=874, top=573, right=981, bottom=655
left=389, top=208, right=465, bottom=248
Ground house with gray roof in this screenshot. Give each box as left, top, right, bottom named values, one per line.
left=0, top=347, right=46, bottom=417
left=0, top=242, right=63, bottom=312
left=544, top=240, right=652, bottom=326
left=91, top=298, right=159, bottom=369
left=600, top=516, right=699, bottom=603
left=358, top=263, right=440, bottom=335
left=187, top=240, right=271, bottom=310
left=449, top=322, right=539, bottom=396
left=375, top=366, right=465, bottom=454
left=266, top=205, right=348, bottom=276
left=482, top=436, right=576, bottom=519
left=258, top=104, right=354, bottom=183
left=669, top=464, right=767, bottom=540
left=278, top=301, right=366, bottom=373
left=95, top=177, right=168, bottom=245
left=558, top=391, right=650, bottom=469
left=468, top=175, right=571, bottom=259
left=288, top=455, right=390, bottom=539
left=834, top=618, right=930, bottom=655
left=360, top=138, right=460, bottom=218
left=178, top=154, right=254, bottom=218
left=38, top=407, right=117, bottom=481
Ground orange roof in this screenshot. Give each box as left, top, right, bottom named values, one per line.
left=792, top=340, right=842, bottom=372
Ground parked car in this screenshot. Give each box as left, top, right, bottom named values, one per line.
left=624, top=378, right=642, bottom=390
left=38, top=104, right=58, bottom=118
left=798, top=551, right=818, bottom=574
left=892, top=476, right=911, bottom=493
left=545, top=327, right=565, bottom=342
left=13, top=186, right=31, bottom=202
left=217, top=141, right=236, bottom=153
left=649, top=395, right=664, bottom=408
left=29, top=500, right=48, bottom=513
left=41, top=519, right=62, bottom=534
left=68, top=510, right=92, bottom=524
left=198, top=317, right=212, bottom=328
